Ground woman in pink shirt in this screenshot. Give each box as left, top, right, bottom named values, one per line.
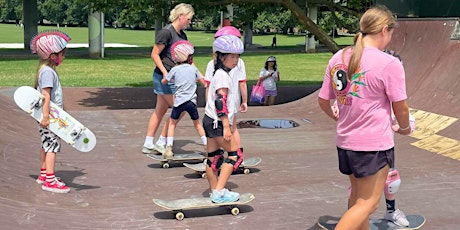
left=318, top=6, right=413, bottom=230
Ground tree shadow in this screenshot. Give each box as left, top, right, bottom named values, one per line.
left=72, top=85, right=320, bottom=110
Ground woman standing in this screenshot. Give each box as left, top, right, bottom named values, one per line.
left=318, top=6, right=413, bottom=230
left=142, top=3, right=195, bottom=153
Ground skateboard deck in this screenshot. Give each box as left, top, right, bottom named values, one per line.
left=317, top=214, right=425, bottom=230
left=183, top=156, right=262, bottom=178
left=153, top=192, right=255, bottom=220
left=13, top=86, right=96, bottom=152
left=146, top=152, right=205, bottom=168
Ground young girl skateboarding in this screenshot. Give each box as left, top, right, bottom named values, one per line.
left=160, top=40, right=207, bottom=158
left=31, top=30, right=71, bottom=193
left=203, top=35, right=244, bottom=203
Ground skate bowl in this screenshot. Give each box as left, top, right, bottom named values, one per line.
left=0, top=18, right=459, bottom=229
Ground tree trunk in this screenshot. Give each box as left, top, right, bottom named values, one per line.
left=23, top=0, right=38, bottom=51
left=281, top=0, right=339, bottom=53
left=243, top=21, right=253, bottom=48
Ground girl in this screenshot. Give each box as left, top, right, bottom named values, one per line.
left=204, top=26, right=248, bottom=163
left=203, top=35, right=244, bottom=203
left=259, top=56, right=280, bottom=106
left=318, top=6, right=412, bottom=229
left=31, top=30, right=71, bottom=193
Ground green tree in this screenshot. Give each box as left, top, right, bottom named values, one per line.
left=0, top=0, right=23, bottom=22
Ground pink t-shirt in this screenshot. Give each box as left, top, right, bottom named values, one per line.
left=318, top=47, right=407, bottom=151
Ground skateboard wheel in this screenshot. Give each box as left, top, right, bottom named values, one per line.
left=38, top=94, right=45, bottom=99
left=201, top=173, right=207, bottom=179
left=162, top=163, right=170, bottom=169
left=175, top=212, right=184, bottom=221
left=231, top=207, right=240, bottom=216
left=25, top=109, right=32, bottom=114
left=69, top=140, right=75, bottom=145
left=243, top=168, right=251, bottom=174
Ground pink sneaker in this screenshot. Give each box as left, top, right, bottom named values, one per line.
left=36, top=175, right=46, bottom=184
left=42, top=181, right=70, bottom=193
left=36, top=176, right=65, bottom=185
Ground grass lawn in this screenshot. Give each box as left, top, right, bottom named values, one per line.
left=0, top=23, right=352, bottom=87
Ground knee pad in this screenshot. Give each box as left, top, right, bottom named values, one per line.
left=385, top=169, right=401, bottom=200
left=224, top=149, right=244, bottom=171
left=206, top=149, right=224, bottom=172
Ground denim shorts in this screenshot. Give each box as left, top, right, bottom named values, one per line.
left=337, top=147, right=394, bottom=178
left=153, top=71, right=175, bottom=95
left=171, top=100, right=199, bottom=120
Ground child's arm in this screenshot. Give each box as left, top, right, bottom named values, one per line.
left=197, top=78, right=207, bottom=87
left=40, top=87, right=52, bottom=128
left=215, top=88, right=232, bottom=142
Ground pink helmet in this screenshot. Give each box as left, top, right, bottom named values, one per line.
left=170, top=40, right=194, bottom=63
left=212, top=35, right=244, bottom=54
left=30, top=31, right=71, bottom=59
left=214, top=26, right=241, bottom=38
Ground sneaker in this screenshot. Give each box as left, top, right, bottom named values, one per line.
left=384, top=209, right=409, bottom=227
left=36, top=176, right=65, bottom=186
left=211, top=188, right=239, bottom=203
left=163, top=145, right=173, bottom=159
left=36, top=175, right=46, bottom=184
left=42, top=180, right=70, bottom=193
left=153, top=143, right=166, bottom=154
left=141, top=146, right=153, bottom=154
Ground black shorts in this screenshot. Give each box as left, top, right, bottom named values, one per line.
left=203, top=114, right=224, bottom=138
left=170, top=100, right=199, bottom=120
left=337, top=147, right=394, bottom=178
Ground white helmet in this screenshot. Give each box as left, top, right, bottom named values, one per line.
left=212, top=35, right=244, bottom=54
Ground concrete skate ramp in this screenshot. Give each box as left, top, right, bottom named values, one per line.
left=386, top=18, right=460, bottom=160
left=0, top=19, right=460, bottom=229
left=387, top=18, right=460, bottom=117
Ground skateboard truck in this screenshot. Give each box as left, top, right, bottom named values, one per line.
left=26, top=96, right=43, bottom=114
left=69, top=126, right=86, bottom=145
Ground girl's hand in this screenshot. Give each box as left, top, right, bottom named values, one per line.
left=223, top=126, right=232, bottom=141
left=40, top=116, right=50, bottom=128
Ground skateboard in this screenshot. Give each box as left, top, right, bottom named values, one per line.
left=153, top=192, right=255, bottom=220
left=13, top=86, right=96, bottom=152
left=183, top=156, right=262, bottom=178
left=146, top=152, right=205, bottom=168
left=317, top=214, right=425, bottom=230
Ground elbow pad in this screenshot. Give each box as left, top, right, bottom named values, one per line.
left=215, top=93, right=228, bottom=117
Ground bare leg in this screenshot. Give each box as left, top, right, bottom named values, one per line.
left=39, top=148, right=46, bottom=169
left=166, top=118, right=178, bottom=144
left=263, top=96, right=269, bottom=106
left=268, top=96, right=276, bottom=105
left=145, top=95, right=172, bottom=137
left=45, top=152, right=56, bottom=175
left=336, top=165, right=390, bottom=230
left=193, top=119, right=205, bottom=137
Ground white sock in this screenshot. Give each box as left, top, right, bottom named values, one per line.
left=156, top=136, right=166, bottom=146
left=166, top=137, right=174, bottom=146
left=144, top=136, right=154, bottom=148
left=201, top=136, right=207, bottom=145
